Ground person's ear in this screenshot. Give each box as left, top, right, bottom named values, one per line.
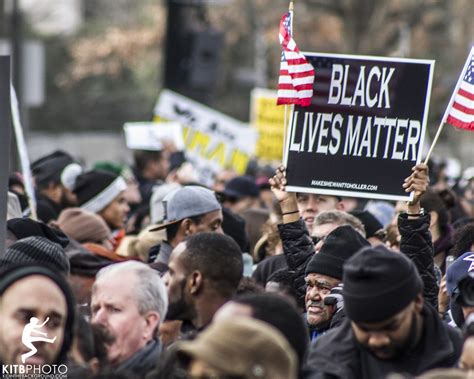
left=189, top=271, right=203, bottom=295
left=143, top=311, right=160, bottom=340
left=336, top=200, right=345, bottom=211
left=181, top=218, right=193, bottom=236
left=414, top=292, right=424, bottom=314
left=429, top=211, right=438, bottom=228
left=88, top=357, right=100, bottom=376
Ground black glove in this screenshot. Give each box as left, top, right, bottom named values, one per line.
left=324, top=284, right=344, bottom=313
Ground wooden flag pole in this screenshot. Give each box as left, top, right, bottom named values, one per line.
left=424, top=47, right=474, bottom=164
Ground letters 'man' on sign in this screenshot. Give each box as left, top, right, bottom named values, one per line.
left=284, top=53, right=434, bottom=201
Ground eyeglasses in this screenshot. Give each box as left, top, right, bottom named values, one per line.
left=311, top=235, right=328, bottom=245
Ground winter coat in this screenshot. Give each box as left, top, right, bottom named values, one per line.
left=305, top=304, right=462, bottom=379
left=278, top=218, right=314, bottom=305
left=398, top=213, right=439, bottom=309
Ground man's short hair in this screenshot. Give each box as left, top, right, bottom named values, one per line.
left=296, top=193, right=342, bottom=202
left=267, top=269, right=302, bottom=308
left=166, top=214, right=205, bottom=242
left=95, top=261, right=168, bottom=326
left=233, top=293, right=309, bottom=367
left=133, top=150, right=164, bottom=172
left=182, top=233, right=243, bottom=298
left=313, top=210, right=366, bottom=237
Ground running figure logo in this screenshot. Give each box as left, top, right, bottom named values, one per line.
left=21, top=317, right=57, bottom=364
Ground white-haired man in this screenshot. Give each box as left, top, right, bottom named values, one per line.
left=91, top=261, right=168, bottom=378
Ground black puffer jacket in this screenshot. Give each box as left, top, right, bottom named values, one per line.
left=398, top=213, right=439, bottom=309
left=278, top=218, right=313, bottom=305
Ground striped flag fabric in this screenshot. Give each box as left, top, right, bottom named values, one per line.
left=446, top=48, right=474, bottom=131
left=277, top=11, right=315, bottom=107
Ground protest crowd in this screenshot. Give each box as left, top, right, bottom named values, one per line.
left=1, top=2, right=474, bottom=378
left=1, top=142, right=473, bottom=379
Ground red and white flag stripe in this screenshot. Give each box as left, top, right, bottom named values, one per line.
left=445, top=48, right=474, bottom=131
left=277, top=12, right=315, bottom=107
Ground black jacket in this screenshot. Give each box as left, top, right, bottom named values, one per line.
left=252, top=254, right=288, bottom=285
left=398, top=213, right=439, bottom=310
left=36, top=192, right=63, bottom=223
left=116, top=339, right=163, bottom=378
left=306, top=304, right=462, bottom=379
left=278, top=218, right=313, bottom=305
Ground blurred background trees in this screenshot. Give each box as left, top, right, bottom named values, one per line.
left=2, top=0, right=473, bottom=163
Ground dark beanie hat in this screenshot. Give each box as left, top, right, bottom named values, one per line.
left=0, top=264, right=75, bottom=364
left=350, top=210, right=383, bottom=238
left=73, top=170, right=127, bottom=213
left=343, top=245, right=423, bottom=323
left=31, top=150, right=82, bottom=189
left=222, top=207, right=250, bottom=253
left=305, top=225, right=370, bottom=279
left=2, top=236, right=70, bottom=275
left=7, top=218, right=70, bottom=248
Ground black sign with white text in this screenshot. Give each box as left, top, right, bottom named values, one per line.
left=284, top=53, right=434, bottom=201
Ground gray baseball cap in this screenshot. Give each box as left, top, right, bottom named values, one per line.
left=150, top=186, right=221, bottom=231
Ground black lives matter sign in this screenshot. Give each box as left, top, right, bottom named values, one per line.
left=283, top=53, right=434, bottom=201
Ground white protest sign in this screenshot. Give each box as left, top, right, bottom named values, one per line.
left=123, top=122, right=185, bottom=151
left=154, top=89, right=258, bottom=185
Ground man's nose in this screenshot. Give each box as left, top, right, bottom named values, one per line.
left=308, top=287, right=322, bottom=301
left=306, top=196, right=318, bottom=211
left=91, top=308, right=107, bottom=326
left=368, top=332, right=390, bottom=348
left=124, top=203, right=131, bottom=214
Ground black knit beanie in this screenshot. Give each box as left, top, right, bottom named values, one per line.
left=73, top=170, right=127, bottom=213
left=0, top=264, right=76, bottom=364
left=31, top=151, right=74, bottom=187
left=2, top=236, right=70, bottom=275
left=343, top=245, right=422, bottom=323
left=7, top=218, right=70, bottom=248
left=305, top=225, right=370, bottom=279
left=350, top=210, right=383, bottom=238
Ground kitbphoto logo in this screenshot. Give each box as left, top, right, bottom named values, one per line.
left=2, top=317, right=67, bottom=378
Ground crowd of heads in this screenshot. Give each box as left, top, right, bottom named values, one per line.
left=2, top=149, right=473, bottom=378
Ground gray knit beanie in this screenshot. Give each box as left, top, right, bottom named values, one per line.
left=1, top=236, right=70, bottom=275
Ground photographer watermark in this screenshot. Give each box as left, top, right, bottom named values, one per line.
left=2, top=317, right=67, bottom=378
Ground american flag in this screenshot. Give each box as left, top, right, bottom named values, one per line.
left=277, top=12, right=315, bottom=107
left=446, top=48, right=474, bottom=131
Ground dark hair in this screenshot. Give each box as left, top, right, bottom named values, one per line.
left=235, top=277, right=264, bottom=296
left=133, top=150, right=164, bottom=173
left=73, top=314, right=95, bottom=362
left=267, top=269, right=302, bottom=308
left=421, top=189, right=450, bottom=235
left=233, top=293, right=309, bottom=368
left=450, top=223, right=474, bottom=259
left=182, top=233, right=243, bottom=298
left=166, top=214, right=205, bottom=242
